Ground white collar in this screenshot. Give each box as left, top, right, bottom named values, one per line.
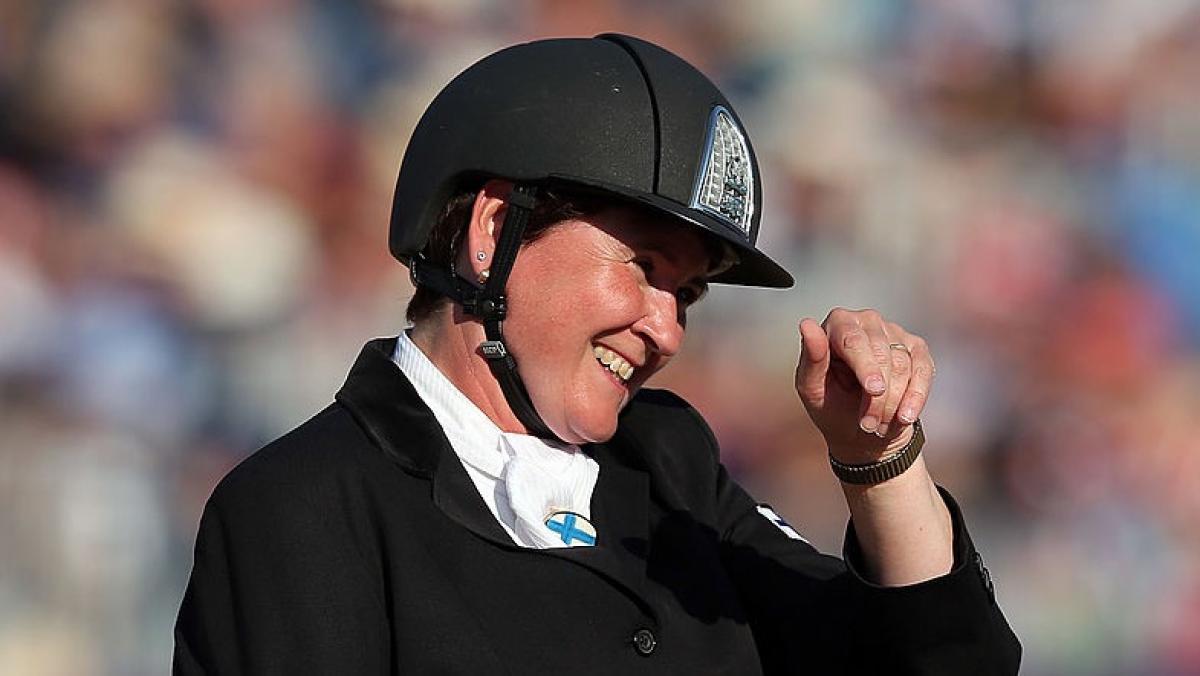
left=391, top=331, right=507, bottom=478
left=390, top=332, right=588, bottom=478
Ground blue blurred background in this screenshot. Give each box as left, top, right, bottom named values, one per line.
left=2, top=0, right=1199, bottom=673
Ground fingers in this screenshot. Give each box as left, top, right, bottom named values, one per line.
left=822, top=311, right=887, bottom=394
left=873, top=339, right=910, bottom=437
left=856, top=317, right=896, bottom=435
left=897, top=335, right=934, bottom=426
left=873, top=324, right=935, bottom=439
left=822, top=309, right=888, bottom=429
left=823, top=309, right=935, bottom=438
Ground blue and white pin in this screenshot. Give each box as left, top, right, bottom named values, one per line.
left=544, top=509, right=597, bottom=547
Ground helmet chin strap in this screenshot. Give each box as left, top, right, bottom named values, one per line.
left=408, top=183, right=558, bottom=440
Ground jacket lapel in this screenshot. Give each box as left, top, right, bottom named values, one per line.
left=431, top=446, right=519, bottom=545
left=535, top=441, right=656, bottom=618
left=336, top=338, right=658, bottom=617
left=336, top=337, right=520, bottom=547
left=585, top=441, right=651, bottom=567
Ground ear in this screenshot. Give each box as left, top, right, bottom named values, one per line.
left=460, top=178, right=515, bottom=281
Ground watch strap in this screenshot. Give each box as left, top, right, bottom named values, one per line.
left=829, top=419, right=925, bottom=485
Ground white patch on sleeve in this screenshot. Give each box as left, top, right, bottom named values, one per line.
left=756, top=504, right=808, bottom=543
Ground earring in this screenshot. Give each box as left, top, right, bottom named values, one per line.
left=476, top=250, right=487, bottom=261
left=477, top=269, right=490, bottom=284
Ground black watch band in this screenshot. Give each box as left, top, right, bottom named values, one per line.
left=829, top=419, right=925, bottom=485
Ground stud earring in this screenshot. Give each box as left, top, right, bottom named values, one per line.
left=476, top=251, right=487, bottom=261
left=477, top=269, right=490, bottom=284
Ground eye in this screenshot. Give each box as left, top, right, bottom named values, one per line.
left=632, top=258, right=654, bottom=276
left=676, top=284, right=707, bottom=307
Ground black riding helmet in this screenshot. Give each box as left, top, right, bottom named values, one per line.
left=390, top=33, right=793, bottom=438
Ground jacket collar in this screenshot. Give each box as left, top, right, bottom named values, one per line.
left=335, top=337, right=448, bottom=476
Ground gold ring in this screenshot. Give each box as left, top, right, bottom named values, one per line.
left=887, top=342, right=909, bottom=353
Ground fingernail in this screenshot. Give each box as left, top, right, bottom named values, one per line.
left=875, top=422, right=889, bottom=437
left=860, top=415, right=879, bottom=433
left=866, top=375, right=885, bottom=395
left=898, top=407, right=916, bottom=424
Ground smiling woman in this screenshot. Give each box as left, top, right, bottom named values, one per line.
left=174, top=34, right=1020, bottom=675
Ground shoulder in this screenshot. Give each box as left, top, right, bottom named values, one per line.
left=207, top=403, right=387, bottom=518
left=614, top=388, right=722, bottom=507
left=619, top=387, right=720, bottom=459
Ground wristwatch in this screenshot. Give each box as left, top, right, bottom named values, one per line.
left=828, top=419, right=925, bottom=485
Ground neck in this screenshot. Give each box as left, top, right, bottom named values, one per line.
left=409, top=307, right=528, bottom=435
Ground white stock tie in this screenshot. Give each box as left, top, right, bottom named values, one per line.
left=500, top=432, right=600, bottom=548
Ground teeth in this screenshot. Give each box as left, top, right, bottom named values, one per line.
left=593, top=345, right=635, bottom=382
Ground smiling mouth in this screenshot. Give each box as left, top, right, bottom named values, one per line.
left=593, top=345, right=635, bottom=383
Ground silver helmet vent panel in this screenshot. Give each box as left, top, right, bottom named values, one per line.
left=690, top=106, right=755, bottom=237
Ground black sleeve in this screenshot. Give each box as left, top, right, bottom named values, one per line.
left=716, top=464, right=1022, bottom=675
left=173, top=453, right=390, bottom=675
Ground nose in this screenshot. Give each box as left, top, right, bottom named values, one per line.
left=633, top=287, right=685, bottom=358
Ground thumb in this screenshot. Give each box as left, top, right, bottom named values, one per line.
left=795, top=318, right=831, bottom=404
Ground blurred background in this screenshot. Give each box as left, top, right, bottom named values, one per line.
left=2, top=0, right=1199, bottom=673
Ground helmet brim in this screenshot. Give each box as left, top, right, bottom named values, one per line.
left=547, top=175, right=795, bottom=289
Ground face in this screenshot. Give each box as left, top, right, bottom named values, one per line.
left=501, top=207, right=714, bottom=444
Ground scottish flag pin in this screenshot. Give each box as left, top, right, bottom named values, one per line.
left=543, top=510, right=597, bottom=547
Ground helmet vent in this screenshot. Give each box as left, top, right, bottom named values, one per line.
left=597, top=33, right=662, bottom=192
left=690, top=106, right=754, bottom=236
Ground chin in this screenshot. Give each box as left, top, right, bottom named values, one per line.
left=539, top=382, right=626, bottom=444
left=558, top=412, right=620, bottom=445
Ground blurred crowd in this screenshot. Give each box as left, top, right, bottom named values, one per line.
left=2, top=0, right=1199, bottom=673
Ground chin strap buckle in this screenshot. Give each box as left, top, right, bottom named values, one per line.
left=461, top=294, right=507, bottom=321
left=479, top=340, right=508, bottom=360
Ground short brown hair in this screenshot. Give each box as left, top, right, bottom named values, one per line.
left=405, top=184, right=606, bottom=323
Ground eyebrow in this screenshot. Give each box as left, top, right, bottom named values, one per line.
left=640, top=238, right=719, bottom=288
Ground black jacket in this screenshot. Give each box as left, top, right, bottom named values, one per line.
left=174, top=337, right=1020, bottom=674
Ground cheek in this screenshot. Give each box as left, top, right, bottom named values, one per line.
left=587, top=267, right=645, bottom=323
left=511, top=264, right=644, bottom=340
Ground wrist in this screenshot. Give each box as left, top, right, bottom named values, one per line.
left=828, top=420, right=924, bottom=486
left=827, top=423, right=916, bottom=466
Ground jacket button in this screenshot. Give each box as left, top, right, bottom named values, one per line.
left=632, top=628, right=657, bottom=656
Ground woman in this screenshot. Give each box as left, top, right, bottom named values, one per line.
left=175, top=35, right=1019, bottom=674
